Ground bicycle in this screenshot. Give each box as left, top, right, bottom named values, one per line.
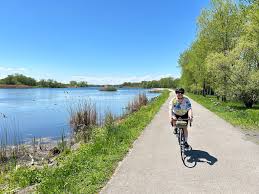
left=174, top=118, right=193, bottom=166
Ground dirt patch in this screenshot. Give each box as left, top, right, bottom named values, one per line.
left=0, top=137, right=78, bottom=173
left=242, top=130, right=259, bottom=145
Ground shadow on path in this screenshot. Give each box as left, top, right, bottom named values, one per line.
left=184, top=149, right=218, bottom=168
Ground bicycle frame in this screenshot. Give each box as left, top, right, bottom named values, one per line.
left=175, top=118, right=192, bottom=164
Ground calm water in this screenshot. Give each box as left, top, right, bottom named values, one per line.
left=0, top=87, right=159, bottom=142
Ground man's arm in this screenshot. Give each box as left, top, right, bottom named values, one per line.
left=169, top=99, right=176, bottom=118
left=186, top=98, right=193, bottom=121
left=188, top=108, right=193, bottom=119
left=169, top=100, right=176, bottom=127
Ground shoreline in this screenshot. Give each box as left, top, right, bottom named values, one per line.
left=0, top=84, right=92, bottom=89
left=0, top=84, right=33, bottom=89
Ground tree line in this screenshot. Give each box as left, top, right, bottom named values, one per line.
left=0, top=74, right=179, bottom=89
left=0, top=74, right=88, bottom=88
left=179, top=0, right=259, bottom=107
left=121, top=77, right=180, bottom=89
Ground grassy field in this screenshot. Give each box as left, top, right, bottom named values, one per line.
left=187, top=93, right=259, bottom=131
left=0, top=90, right=170, bottom=194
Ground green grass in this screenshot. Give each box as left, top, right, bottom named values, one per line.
left=187, top=93, right=259, bottom=131
left=0, top=90, right=169, bottom=194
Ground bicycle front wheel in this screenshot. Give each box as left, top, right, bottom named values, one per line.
left=179, top=128, right=186, bottom=162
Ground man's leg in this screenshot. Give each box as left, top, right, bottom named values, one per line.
left=183, top=127, right=188, bottom=142
left=183, top=127, right=190, bottom=148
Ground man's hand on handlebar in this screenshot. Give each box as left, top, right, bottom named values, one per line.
left=170, top=116, right=176, bottom=126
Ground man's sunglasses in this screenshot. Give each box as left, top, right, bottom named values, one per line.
left=176, top=92, right=184, bottom=94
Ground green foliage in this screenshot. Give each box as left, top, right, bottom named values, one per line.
left=179, top=0, right=259, bottom=107
left=37, top=79, right=67, bottom=88
left=122, top=77, right=179, bottom=88
left=69, top=81, right=88, bottom=87
left=10, top=167, right=43, bottom=187
left=0, top=74, right=89, bottom=88
left=205, top=31, right=259, bottom=107
left=104, top=111, right=116, bottom=135
left=0, top=166, right=50, bottom=193
left=0, top=74, right=37, bottom=86
left=198, top=0, right=243, bottom=52
left=178, top=40, right=209, bottom=93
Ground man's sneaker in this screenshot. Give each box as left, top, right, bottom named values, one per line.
left=173, top=128, right=177, bottom=134
left=184, top=142, right=190, bottom=149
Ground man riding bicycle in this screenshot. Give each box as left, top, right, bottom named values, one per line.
left=169, top=88, right=193, bottom=149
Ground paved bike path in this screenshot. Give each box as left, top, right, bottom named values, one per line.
left=100, top=91, right=259, bottom=193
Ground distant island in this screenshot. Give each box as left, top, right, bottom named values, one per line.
left=99, top=85, right=117, bottom=91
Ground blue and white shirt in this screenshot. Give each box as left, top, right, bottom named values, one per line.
left=169, top=96, right=192, bottom=117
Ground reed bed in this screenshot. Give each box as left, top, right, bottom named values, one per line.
left=126, top=93, right=148, bottom=113
left=0, top=119, right=22, bottom=163
left=103, top=110, right=116, bottom=135
left=0, top=119, right=25, bottom=176
left=69, top=100, right=98, bottom=142
left=69, top=94, right=148, bottom=142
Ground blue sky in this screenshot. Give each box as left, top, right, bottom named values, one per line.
left=0, top=0, right=210, bottom=84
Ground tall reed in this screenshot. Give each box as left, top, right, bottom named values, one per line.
left=104, top=110, right=116, bottom=135
left=126, top=93, right=148, bottom=113
left=57, top=129, right=68, bottom=152
left=68, top=93, right=149, bottom=142
left=0, top=118, right=22, bottom=173
left=69, top=100, right=98, bottom=142
left=0, top=127, right=8, bottom=162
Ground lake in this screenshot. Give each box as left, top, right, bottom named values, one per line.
left=0, top=87, right=160, bottom=143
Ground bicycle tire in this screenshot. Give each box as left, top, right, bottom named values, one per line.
left=179, top=128, right=186, bottom=163
left=176, top=127, right=195, bottom=167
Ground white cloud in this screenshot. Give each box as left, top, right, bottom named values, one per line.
left=0, top=66, right=28, bottom=78
left=71, top=74, right=177, bottom=85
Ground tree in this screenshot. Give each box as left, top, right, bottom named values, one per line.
left=70, top=81, right=78, bottom=87
left=77, top=81, right=88, bottom=87
left=206, top=38, right=259, bottom=107
left=179, top=0, right=259, bottom=106
left=198, top=0, right=244, bottom=100
left=0, top=74, right=37, bottom=86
